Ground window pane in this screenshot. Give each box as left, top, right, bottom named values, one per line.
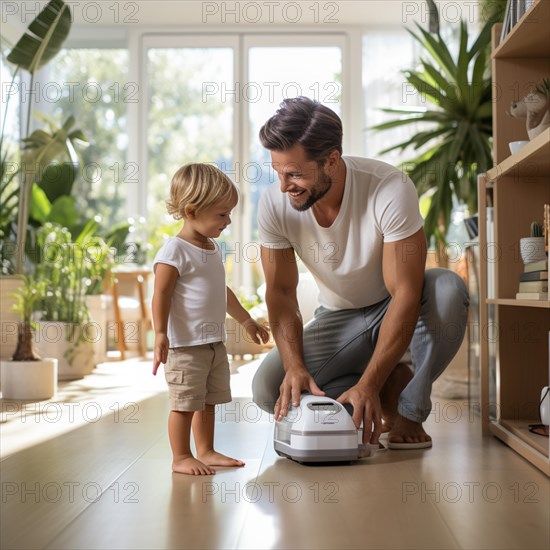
left=47, top=49, right=130, bottom=226
left=247, top=45, right=342, bottom=285
left=1, top=42, right=21, bottom=274
left=146, top=47, right=234, bottom=270
left=1, top=44, right=20, bottom=151
left=363, top=33, right=422, bottom=165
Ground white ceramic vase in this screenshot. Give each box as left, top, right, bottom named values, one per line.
left=0, top=358, right=58, bottom=399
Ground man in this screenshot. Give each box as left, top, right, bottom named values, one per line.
left=252, top=96, right=469, bottom=448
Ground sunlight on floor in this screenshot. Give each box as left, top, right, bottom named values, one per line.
left=0, top=353, right=266, bottom=459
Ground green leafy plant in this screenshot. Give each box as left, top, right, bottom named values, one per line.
left=371, top=15, right=494, bottom=245
left=0, top=0, right=75, bottom=274
left=35, top=221, right=112, bottom=324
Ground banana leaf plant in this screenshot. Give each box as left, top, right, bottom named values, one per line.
left=371, top=18, right=494, bottom=246
left=0, top=0, right=73, bottom=274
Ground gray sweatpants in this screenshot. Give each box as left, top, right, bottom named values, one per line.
left=252, top=268, right=469, bottom=423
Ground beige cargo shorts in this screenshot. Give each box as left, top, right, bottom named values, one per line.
left=165, top=341, right=231, bottom=411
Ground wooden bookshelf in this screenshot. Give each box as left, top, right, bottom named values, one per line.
left=478, top=2, right=550, bottom=476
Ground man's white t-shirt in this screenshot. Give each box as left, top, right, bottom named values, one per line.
left=258, top=156, right=424, bottom=310
left=153, top=237, right=227, bottom=347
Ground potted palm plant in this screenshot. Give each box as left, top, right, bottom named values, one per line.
left=0, top=276, right=58, bottom=399
left=371, top=9, right=494, bottom=248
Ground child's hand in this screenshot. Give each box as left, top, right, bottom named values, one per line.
left=153, top=333, right=169, bottom=375
left=242, top=318, right=270, bottom=345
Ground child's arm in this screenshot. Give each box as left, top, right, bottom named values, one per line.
left=152, top=263, right=179, bottom=375
left=226, top=287, right=270, bottom=345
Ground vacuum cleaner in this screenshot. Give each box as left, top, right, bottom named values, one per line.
left=274, top=395, right=383, bottom=463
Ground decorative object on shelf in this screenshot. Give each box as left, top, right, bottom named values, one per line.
left=509, top=77, right=550, bottom=140
left=519, top=221, right=546, bottom=264
left=0, top=276, right=57, bottom=399
left=508, top=140, right=529, bottom=153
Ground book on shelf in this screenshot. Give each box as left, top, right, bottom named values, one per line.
left=500, top=0, right=512, bottom=43
left=518, top=280, right=548, bottom=293
left=516, top=292, right=549, bottom=301
left=524, top=259, right=548, bottom=273
left=520, top=270, right=548, bottom=282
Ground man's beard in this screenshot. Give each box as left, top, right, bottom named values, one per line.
left=291, top=169, right=332, bottom=212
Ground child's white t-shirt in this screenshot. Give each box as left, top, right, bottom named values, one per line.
left=153, top=237, right=227, bottom=347
left=258, top=156, right=424, bottom=310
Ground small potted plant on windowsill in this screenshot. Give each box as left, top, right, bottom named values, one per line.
left=520, top=221, right=546, bottom=265
left=0, top=276, right=58, bottom=400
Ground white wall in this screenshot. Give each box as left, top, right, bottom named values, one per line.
left=2, top=0, right=481, bottom=33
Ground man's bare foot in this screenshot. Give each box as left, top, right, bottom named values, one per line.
left=380, top=363, right=413, bottom=430
left=387, top=414, right=432, bottom=449
left=198, top=450, right=245, bottom=468
left=173, top=455, right=216, bottom=475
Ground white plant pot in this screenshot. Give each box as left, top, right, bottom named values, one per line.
left=35, top=322, right=96, bottom=380
left=1, top=358, right=58, bottom=400
left=519, top=237, right=546, bottom=264
left=0, top=276, right=23, bottom=360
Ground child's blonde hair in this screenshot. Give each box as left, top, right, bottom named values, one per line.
left=166, top=163, right=238, bottom=219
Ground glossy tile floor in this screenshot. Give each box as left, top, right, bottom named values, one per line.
left=1, top=356, right=549, bottom=550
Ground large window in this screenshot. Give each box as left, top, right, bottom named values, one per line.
left=142, top=34, right=347, bottom=291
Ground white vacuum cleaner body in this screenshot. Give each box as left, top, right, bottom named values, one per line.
left=274, top=395, right=372, bottom=463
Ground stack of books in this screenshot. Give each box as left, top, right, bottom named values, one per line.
left=516, top=258, right=548, bottom=300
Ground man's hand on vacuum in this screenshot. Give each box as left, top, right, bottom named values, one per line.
left=337, top=383, right=383, bottom=445
left=274, top=366, right=325, bottom=421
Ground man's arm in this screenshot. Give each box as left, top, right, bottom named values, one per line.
left=261, top=246, right=324, bottom=419
left=337, top=228, right=426, bottom=442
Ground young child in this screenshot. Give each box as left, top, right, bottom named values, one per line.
left=152, top=163, right=270, bottom=475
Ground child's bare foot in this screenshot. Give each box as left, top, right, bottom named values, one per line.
left=172, top=455, right=216, bottom=475
left=198, top=450, right=245, bottom=468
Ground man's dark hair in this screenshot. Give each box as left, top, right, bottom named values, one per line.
left=259, top=96, right=343, bottom=164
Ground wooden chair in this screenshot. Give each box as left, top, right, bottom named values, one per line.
left=110, top=268, right=152, bottom=360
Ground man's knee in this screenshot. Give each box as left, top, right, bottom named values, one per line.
left=425, top=268, right=469, bottom=320
left=251, top=357, right=280, bottom=414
